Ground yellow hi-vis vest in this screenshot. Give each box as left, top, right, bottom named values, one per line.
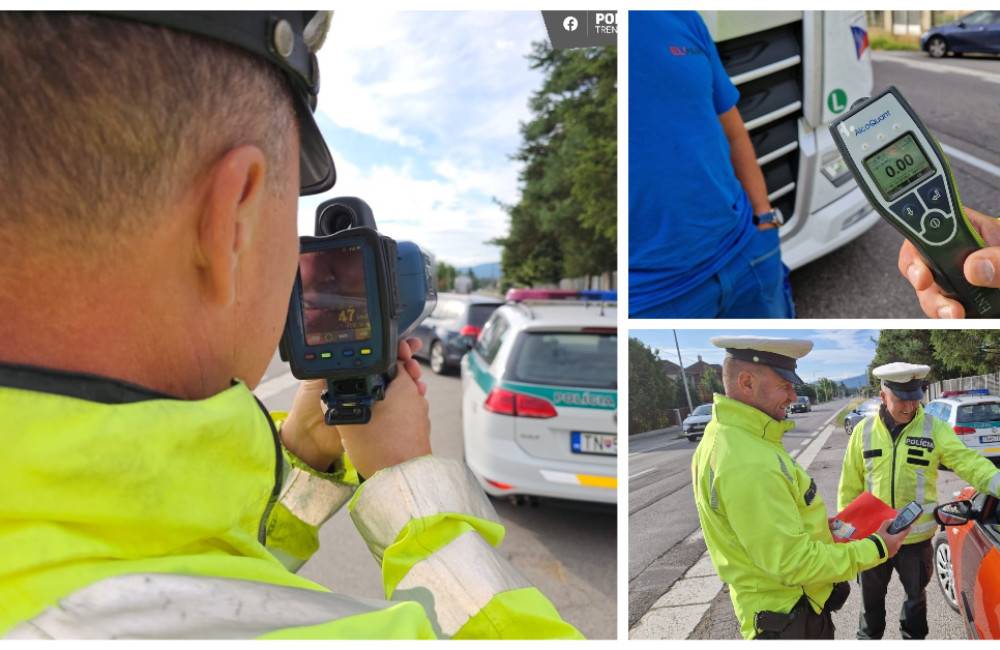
left=692, top=394, right=889, bottom=639
left=838, top=406, right=1000, bottom=544
left=0, top=364, right=581, bottom=640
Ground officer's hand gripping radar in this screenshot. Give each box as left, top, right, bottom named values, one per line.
left=830, top=86, right=1000, bottom=317
left=279, top=197, right=436, bottom=425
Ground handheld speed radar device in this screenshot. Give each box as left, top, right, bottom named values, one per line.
left=830, top=86, right=1000, bottom=318
left=888, top=501, right=923, bottom=535
left=279, top=197, right=436, bottom=425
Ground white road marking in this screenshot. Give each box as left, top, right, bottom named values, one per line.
left=630, top=467, right=657, bottom=480
left=872, top=51, right=1000, bottom=84
left=253, top=371, right=299, bottom=401
left=631, top=410, right=842, bottom=639
left=941, top=143, right=1000, bottom=180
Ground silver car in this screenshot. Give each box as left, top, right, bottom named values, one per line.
left=682, top=404, right=713, bottom=442
left=926, top=392, right=1000, bottom=465
left=844, top=398, right=880, bottom=434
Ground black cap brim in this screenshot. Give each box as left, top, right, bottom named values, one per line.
left=772, top=366, right=806, bottom=386
left=887, top=386, right=924, bottom=401
left=294, top=96, right=336, bottom=195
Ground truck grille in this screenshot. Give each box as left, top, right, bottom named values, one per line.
left=715, top=20, right=803, bottom=225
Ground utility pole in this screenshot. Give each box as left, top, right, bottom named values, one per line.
left=673, top=330, right=694, bottom=411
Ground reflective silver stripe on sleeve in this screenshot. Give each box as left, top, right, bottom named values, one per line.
left=914, top=468, right=926, bottom=508
left=777, top=455, right=793, bottom=483
left=989, top=472, right=1000, bottom=497
left=279, top=465, right=355, bottom=528
left=863, top=418, right=875, bottom=493
left=708, top=467, right=718, bottom=510
left=908, top=519, right=939, bottom=537
left=923, top=414, right=934, bottom=436
left=350, top=456, right=498, bottom=561
left=393, top=529, right=530, bottom=638
left=4, top=573, right=393, bottom=639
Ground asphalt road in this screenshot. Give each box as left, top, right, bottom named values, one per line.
left=629, top=396, right=972, bottom=639
left=253, top=351, right=616, bottom=639
left=628, top=398, right=849, bottom=630
left=792, top=51, right=1000, bottom=318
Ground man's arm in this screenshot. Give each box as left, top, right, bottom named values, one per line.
left=936, top=419, right=1000, bottom=497
left=719, top=106, right=772, bottom=224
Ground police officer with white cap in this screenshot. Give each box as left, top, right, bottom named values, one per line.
left=692, top=337, right=909, bottom=639
left=838, top=361, right=1000, bottom=639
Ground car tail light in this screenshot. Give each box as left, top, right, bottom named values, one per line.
left=954, top=426, right=977, bottom=435
left=459, top=325, right=481, bottom=338
left=483, top=388, right=557, bottom=418
left=485, top=478, right=513, bottom=490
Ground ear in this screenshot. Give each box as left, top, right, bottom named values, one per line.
left=737, top=369, right=755, bottom=395
left=196, top=145, right=267, bottom=306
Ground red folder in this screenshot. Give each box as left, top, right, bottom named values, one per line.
left=830, top=492, right=897, bottom=543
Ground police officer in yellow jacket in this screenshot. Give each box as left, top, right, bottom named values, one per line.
left=0, top=12, right=579, bottom=639
left=693, top=337, right=910, bottom=639
left=838, top=362, right=1000, bottom=640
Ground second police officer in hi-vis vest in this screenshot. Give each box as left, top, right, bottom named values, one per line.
left=838, top=362, right=1000, bottom=639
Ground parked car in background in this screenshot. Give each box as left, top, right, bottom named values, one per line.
left=921, top=11, right=1000, bottom=58
left=412, top=292, right=503, bottom=374
left=932, top=487, right=1000, bottom=639
left=926, top=390, right=1000, bottom=465
left=683, top=404, right=713, bottom=442
left=844, top=398, right=880, bottom=434
left=461, top=290, right=617, bottom=504
left=789, top=395, right=812, bottom=414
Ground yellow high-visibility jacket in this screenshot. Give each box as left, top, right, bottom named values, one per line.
left=692, top=394, right=889, bottom=639
left=0, top=364, right=582, bottom=639
left=838, top=406, right=1000, bottom=544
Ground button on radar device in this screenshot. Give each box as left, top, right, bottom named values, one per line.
left=830, top=86, right=1000, bottom=317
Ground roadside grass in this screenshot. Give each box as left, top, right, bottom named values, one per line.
left=870, top=31, right=920, bottom=52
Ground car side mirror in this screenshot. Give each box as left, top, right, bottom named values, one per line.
left=935, top=500, right=973, bottom=526
left=957, top=21, right=966, bottom=28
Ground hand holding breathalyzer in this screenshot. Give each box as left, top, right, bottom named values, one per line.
left=899, top=207, right=1000, bottom=318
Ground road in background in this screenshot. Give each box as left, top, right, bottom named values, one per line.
left=255, top=352, right=616, bottom=639
left=628, top=398, right=849, bottom=633
left=792, top=51, right=1000, bottom=318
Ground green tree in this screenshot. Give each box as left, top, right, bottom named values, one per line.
left=929, top=330, right=1000, bottom=377
left=493, top=42, right=616, bottom=286
left=629, top=338, right=676, bottom=434
left=797, top=384, right=817, bottom=402
left=697, top=366, right=724, bottom=403
left=436, top=261, right=456, bottom=292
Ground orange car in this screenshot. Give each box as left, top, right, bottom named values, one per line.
left=933, top=487, right=1000, bottom=639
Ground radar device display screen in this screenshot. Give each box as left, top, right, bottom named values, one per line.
left=299, top=246, right=373, bottom=345
left=862, top=132, right=935, bottom=202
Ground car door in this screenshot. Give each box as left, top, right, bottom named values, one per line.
left=950, top=11, right=996, bottom=53
left=957, top=494, right=1000, bottom=639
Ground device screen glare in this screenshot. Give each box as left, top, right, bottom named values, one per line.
left=299, top=246, right=372, bottom=345
left=862, top=132, right=935, bottom=201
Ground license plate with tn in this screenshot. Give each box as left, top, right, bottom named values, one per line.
left=571, top=432, right=617, bottom=456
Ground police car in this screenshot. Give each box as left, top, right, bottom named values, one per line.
left=460, top=290, right=617, bottom=504
left=926, top=389, right=1000, bottom=465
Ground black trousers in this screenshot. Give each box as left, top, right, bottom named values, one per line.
left=857, top=539, right=934, bottom=639
left=755, top=596, right=835, bottom=639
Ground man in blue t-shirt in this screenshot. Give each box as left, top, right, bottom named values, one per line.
left=629, top=11, right=794, bottom=318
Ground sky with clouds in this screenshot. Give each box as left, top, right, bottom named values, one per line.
left=298, top=11, right=549, bottom=270
left=631, top=329, right=880, bottom=383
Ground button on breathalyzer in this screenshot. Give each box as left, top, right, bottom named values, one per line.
left=830, top=86, right=1000, bottom=318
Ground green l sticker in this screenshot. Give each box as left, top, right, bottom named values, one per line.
left=828, top=89, right=847, bottom=114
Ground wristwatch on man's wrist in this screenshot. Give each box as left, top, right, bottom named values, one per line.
left=753, top=208, right=784, bottom=227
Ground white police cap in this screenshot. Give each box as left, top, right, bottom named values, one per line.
left=873, top=362, right=930, bottom=400
left=710, top=336, right=814, bottom=385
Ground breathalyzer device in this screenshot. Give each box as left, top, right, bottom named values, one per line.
left=830, top=86, right=1000, bottom=317
left=279, top=197, right=436, bottom=425
left=887, top=500, right=923, bottom=535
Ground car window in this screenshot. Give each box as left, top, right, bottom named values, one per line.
left=692, top=404, right=713, bottom=416
left=467, top=303, right=501, bottom=328
left=508, top=331, right=616, bottom=389
left=474, top=314, right=509, bottom=364
left=957, top=402, right=1000, bottom=424
left=963, top=11, right=991, bottom=24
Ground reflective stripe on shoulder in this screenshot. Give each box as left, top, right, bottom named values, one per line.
left=776, top=454, right=793, bottom=483
left=708, top=466, right=718, bottom=510
left=279, top=464, right=354, bottom=527
left=924, top=414, right=933, bottom=436
left=4, top=573, right=394, bottom=639
left=989, top=472, right=1000, bottom=497
left=394, top=529, right=530, bottom=638
left=863, top=418, right=875, bottom=493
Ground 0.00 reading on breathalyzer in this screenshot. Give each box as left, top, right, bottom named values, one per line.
left=862, top=132, right=935, bottom=202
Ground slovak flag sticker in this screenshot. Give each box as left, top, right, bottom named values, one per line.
left=851, top=25, right=869, bottom=60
